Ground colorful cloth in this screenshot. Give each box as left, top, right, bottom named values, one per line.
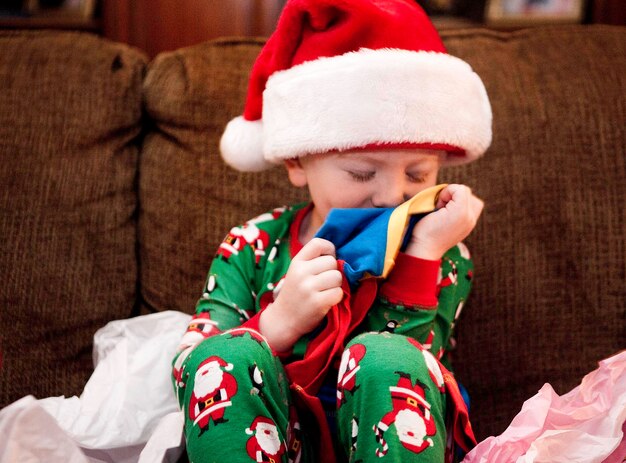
left=315, top=184, right=447, bottom=287
left=172, top=191, right=476, bottom=462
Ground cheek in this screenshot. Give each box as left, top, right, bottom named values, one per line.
left=428, top=168, right=440, bottom=183
left=425, top=174, right=439, bottom=187
left=310, top=175, right=368, bottom=206
left=406, top=178, right=439, bottom=198
left=316, top=196, right=358, bottom=214
left=333, top=184, right=373, bottom=208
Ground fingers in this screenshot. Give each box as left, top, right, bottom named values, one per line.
left=293, top=256, right=342, bottom=293
left=294, top=237, right=336, bottom=262
left=317, top=286, right=344, bottom=308
left=470, top=195, right=485, bottom=220
left=435, top=184, right=454, bottom=208
left=407, top=183, right=484, bottom=259
left=293, top=238, right=339, bottom=278
left=438, top=184, right=483, bottom=218
left=437, top=183, right=470, bottom=207
left=305, top=254, right=339, bottom=275
left=310, top=268, right=343, bottom=291
left=288, top=236, right=342, bottom=295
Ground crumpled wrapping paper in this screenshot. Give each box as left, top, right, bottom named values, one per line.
left=0, top=310, right=191, bottom=463
left=2, top=310, right=623, bottom=463
left=463, top=350, right=626, bottom=463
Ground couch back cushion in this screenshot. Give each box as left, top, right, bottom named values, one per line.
left=141, top=26, right=625, bottom=439
left=140, top=38, right=308, bottom=314
left=439, top=25, right=625, bottom=438
left=0, top=31, right=146, bottom=407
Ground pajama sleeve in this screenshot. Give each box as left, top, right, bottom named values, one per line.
left=365, top=243, right=474, bottom=368
left=170, top=206, right=299, bottom=402
left=170, top=233, right=259, bottom=401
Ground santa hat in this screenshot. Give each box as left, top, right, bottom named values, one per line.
left=220, top=0, right=492, bottom=172
left=201, top=356, right=233, bottom=371
left=246, top=416, right=276, bottom=435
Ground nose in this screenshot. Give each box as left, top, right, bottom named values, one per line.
left=372, top=182, right=410, bottom=208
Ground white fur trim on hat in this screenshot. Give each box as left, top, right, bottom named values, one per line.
left=220, top=116, right=272, bottom=172
left=262, top=48, right=492, bottom=165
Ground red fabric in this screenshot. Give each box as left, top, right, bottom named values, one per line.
left=285, top=261, right=378, bottom=394
left=287, top=207, right=378, bottom=459
left=288, top=203, right=311, bottom=257
left=291, top=384, right=338, bottom=463
left=358, top=141, right=466, bottom=158
left=440, top=363, right=477, bottom=461
left=241, top=311, right=263, bottom=333
left=243, top=0, right=446, bottom=121
left=379, top=253, right=441, bottom=307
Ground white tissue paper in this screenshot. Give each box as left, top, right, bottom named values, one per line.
left=0, top=310, right=191, bottom=463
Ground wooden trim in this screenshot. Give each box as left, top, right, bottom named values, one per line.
left=101, top=0, right=131, bottom=43
left=591, top=0, right=626, bottom=24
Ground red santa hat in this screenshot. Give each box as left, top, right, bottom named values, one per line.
left=246, top=416, right=276, bottom=435
left=220, top=0, right=492, bottom=172
left=201, top=355, right=233, bottom=371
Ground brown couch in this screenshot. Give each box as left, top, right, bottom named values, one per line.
left=1, top=26, right=624, bottom=443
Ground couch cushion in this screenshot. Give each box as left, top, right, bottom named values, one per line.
left=141, top=26, right=625, bottom=440
left=140, top=38, right=308, bottom=314
left=439, top=25, right=626, bottom=439
left=0, top=31, right=147, bottom=407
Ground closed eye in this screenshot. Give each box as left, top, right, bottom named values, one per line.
left=348, top=171, right=375, bottom=182
left=407, top=172, right=427, bottom=183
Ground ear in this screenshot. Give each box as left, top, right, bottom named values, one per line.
left=284, top=159, right=308, bottom=187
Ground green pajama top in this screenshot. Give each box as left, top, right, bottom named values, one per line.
left=174, top=202, right=473, bottom=386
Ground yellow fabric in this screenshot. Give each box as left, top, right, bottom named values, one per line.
left=381, top=184, right=447, bottom=278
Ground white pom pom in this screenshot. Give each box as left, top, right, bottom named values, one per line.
left=219, top=116, right=272, bottom=172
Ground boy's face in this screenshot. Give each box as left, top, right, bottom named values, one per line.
left=285, top=148, right=442, bottom=233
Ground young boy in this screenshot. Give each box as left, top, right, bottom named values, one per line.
left=172, top=0, right=491, bottom=462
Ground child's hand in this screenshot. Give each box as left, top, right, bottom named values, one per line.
left=405, top=184, right=484, bottom=260
left=259, top=238, right=343, bottom=352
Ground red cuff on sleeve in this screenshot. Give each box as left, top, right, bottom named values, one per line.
left=379, top=252, right=440, bottom=308
left=241, top=311, right=293, bottom=360
left=241, top=311, right=262, bottom=331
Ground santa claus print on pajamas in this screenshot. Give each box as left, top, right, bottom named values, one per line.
left=373, top=371, right=437, bottom=457
left=188, top=356, right=239, bottom=435
left=217, top=223, right=271, bottom=267
left=337, top=343, right=367, bottom=407
left=185, top=313, right=220, bottom=342
left=172, top=313, right=220, bottom=390
left=246, top=416, right=287, bottom=463
left=216, top=208, right=287, bottom=267
left=406, top=337, right=445, bottom=393
left=286, top=406, right=303, bottom=463
left=437, top=245, right=473, bottom=296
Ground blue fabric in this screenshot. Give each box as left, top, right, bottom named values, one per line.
left=313, top=184, right=446, bottom=287
left=315, top=207, right=430, bottom=288
left=315, top=207, right=393, bottom=286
